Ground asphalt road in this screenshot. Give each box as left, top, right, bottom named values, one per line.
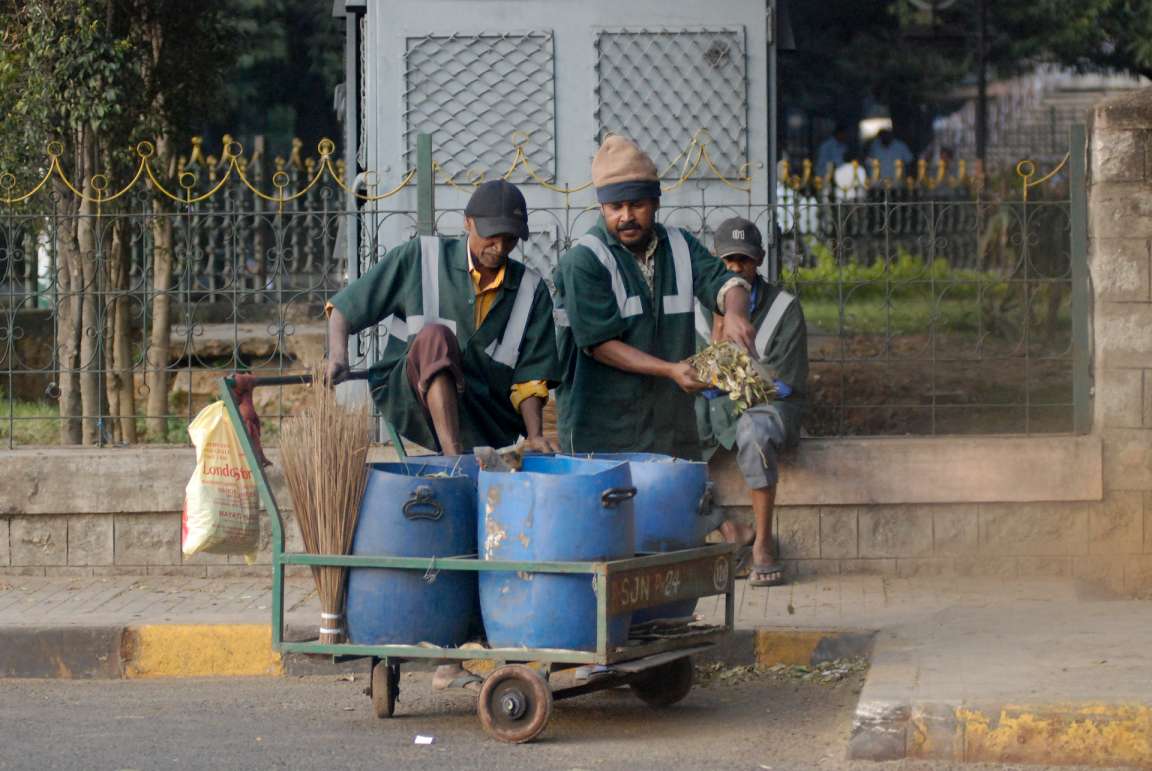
left=0, top=667, right=866, bottom=771
left=0, top=669, right=1129, bottom=771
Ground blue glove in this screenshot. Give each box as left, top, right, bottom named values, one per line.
left=773, top=379, right=792, bottom=399
left=701, top=387, right=726, bottom=400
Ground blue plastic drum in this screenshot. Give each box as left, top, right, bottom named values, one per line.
left=345, top=462, right=478, bottom=646
left=478, top=456, right=635, bottom=651
left=569, top=453, right=712, bottom=623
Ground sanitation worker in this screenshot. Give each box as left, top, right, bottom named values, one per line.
left=695, top=218, right=808, bottom=587
left=325, top=179, right=560, bottom=691
left=326, top=179, right=560, bottom=458
left=554, top=135, right=757, bottom=459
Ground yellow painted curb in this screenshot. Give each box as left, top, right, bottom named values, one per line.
left=958, top=704, right=1152, bottom=767
left=122, top=625, right=281, bottom=678
left=753, top=629, right=827, bottom=666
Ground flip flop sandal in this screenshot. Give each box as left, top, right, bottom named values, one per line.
left=434, top=673, right=484, bottom=692
left=748, top=563, right=786, bottom=587
left=572, top=664, right=615, bottom=683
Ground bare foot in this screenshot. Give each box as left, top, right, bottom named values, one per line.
left=432, top=663, right=482, bottom=692
left=719, top=520, right=756, bottom=547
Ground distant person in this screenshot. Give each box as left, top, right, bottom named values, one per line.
left=931, top=146, right=956, bottom=178
left=866, top=129, right=914, bottom=184
left=815, top=125, right=850, bottom=178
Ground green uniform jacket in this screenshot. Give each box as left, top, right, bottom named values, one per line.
left=329, top=236, right=560, bottom=451
left=695, top=275, right=809, bottom=460
left=554, top=219, right=741, bottom=459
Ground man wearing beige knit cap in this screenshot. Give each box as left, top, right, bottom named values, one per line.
left=554, top=135, right=757, bottom=458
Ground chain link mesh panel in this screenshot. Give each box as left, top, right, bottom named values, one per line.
left=594, top=27, right=748, bottom=178
left=403, top=32, right=556, bottom=182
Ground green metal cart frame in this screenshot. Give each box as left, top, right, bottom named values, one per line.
left=219, top=375, right=736, bottom=742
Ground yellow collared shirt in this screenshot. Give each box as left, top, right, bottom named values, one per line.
left=468, top=251, right=549, bottom=411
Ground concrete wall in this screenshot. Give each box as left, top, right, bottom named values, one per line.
left=5, top=90, right=1152, bottom=593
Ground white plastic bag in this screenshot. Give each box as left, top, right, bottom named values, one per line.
left=181, top=401, right=261, bottom=561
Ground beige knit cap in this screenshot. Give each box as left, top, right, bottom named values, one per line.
left=592, top=135, right=661, bottom=203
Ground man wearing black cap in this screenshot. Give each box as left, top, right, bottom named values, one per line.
left=696, top=217, right=808, bottom=587
left=326, top=179, right=560, bottom=457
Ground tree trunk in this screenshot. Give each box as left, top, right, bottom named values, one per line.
left=106, top=218, right=136, bottom=443
left=145, top=136, right=175, bottom=439
left=76, top=132, right=102, bottom=446
left=55, top=190, right=82, bottom=445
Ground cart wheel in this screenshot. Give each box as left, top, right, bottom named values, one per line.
left=630, top=655, right=694, bottom=708
left=477, top=664, right=553, bottom=743
left=371, top=660, right=400, bottom=718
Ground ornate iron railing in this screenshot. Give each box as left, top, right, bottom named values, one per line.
left=0, top=132, right=1085, bottom=447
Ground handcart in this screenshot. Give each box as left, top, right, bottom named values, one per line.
left=220, top=374, right=736, bottom=743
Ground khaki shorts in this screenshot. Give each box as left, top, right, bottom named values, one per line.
left=734, top=403, right=787, bottom=489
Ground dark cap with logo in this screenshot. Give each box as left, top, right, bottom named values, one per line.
left=465, top=179, right=529, bottom=239
left=713, top=217, right=765, bottom=260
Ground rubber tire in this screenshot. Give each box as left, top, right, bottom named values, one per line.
left=477, top=664, right=553, bottom=743
left=371, top=660, right=399, bottom=718
left=630, top=656, right=694, bottom=708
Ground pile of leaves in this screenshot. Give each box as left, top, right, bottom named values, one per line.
left=689, top=341, right=777, bottom=413
left=695, top=658, right=869, bottom=687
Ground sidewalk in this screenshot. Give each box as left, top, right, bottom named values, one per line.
left=3, top=572, right=1151, bottom=765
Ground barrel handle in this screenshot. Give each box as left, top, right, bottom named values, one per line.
left=600, top=486, right=637, bottom=508
left=403, top=485, right=444, bottom=521
left=697, top=481, right=715, bottom=517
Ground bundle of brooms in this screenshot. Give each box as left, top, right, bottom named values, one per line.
left=689, top=341, right=779, bottom=414
left=280, top=367, right=372, bottom=644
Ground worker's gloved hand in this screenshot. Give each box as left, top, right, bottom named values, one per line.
left=701, top=387, right=726, bottom=400
left=773, top=379, right=792, bottom=399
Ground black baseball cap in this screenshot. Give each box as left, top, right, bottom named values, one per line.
left=713, top=217, right=765, bottom=260
left=465, top=179, right=529, bottom=239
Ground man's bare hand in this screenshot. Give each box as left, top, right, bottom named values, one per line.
left=521, top=435, right=559, bottom=454
left=668, top=361, right=707, bottom=393
left=722, top=313, right=757, bottom=354
left=325, top=358, right=349, bottom=386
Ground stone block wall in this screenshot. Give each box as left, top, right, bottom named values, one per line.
left=0, top=512, right=307, bottom=579
left=723, top=496, right=1150, bottom=596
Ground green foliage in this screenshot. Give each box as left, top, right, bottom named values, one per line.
left=785, top=241, right=1005, bottom=303
left=0, top=0, right=238, bottom=177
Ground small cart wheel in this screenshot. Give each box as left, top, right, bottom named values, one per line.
left=371, top=659, right=400, bottom=718
left=477, top=664, right=553, bottom=743
left=630, top=655, right=694, bottom=708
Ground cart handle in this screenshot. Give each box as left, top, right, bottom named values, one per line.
left=229, top=371, right=370, bottom=388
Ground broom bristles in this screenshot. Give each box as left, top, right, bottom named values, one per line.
left=280, top=365, right=372, bottom=644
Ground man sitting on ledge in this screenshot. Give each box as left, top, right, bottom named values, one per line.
left=696, top=218, right=809, bottom=587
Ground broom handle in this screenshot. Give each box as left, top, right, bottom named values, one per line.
left=237, top=371, right=370, bottom=388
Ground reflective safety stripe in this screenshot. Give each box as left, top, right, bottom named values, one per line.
left=553, top=307, right=570, bottom=327
left=694, top=300, right=712, bottom=343
left=577, top=234, right=643, bottom=318
left=385, top=237, right=457, bottom=342
left=662, top=227, right=694, bottom=315
left=484, top=270, right=542, bottom=367
left=755, top=290, right=795, bottom=358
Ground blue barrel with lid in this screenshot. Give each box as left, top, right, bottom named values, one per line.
left=478, top=456, right=636, bottom=651
left=568, top=453, right=712, bottom=623
left=345, top=461, right=478, bottom=646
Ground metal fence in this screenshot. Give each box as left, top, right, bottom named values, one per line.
left=0, top=131, right=1087, bottom=447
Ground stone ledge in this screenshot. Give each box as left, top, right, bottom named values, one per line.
left=712, top=434, right=1103, bottom=506
left=1, top=435, right=1104, bottom=514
